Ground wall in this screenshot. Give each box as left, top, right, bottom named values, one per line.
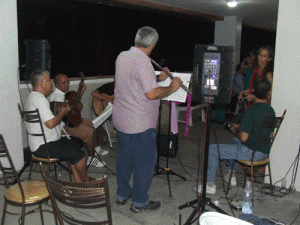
left=215, top=16, right=242, bottom=65
left=270, top=0, right=300, bottom=190
left=0, top=0, right=23, bottom=170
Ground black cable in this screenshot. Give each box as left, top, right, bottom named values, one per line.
left=261, top=146, right=300, bottom=198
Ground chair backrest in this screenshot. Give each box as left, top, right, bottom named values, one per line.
left=40, top=163, right=112, bottom=225
left=252, top=109, right=286, bottom=161
left=0, top=134, right=24, bottom=193
left=18, top=103, right=47, bottom=144
left=18, top=104, right=50, bottom=159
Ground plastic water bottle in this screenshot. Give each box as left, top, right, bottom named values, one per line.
left=242, top=181, right=252, bottom=214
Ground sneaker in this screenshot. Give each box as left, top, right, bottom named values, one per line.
left=224, top=173, right=237, bottom=187
left=130, top=201, right=161, bottom=213
left=193, top=183, right=216, bottom=195
left=116, top=194, right=132, bottom=206
left=87, top=157, right=106, bottom=167
left=95, top=146, right=109, bottom=156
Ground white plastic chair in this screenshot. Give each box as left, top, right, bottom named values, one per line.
left=199, top=212, right=252, bottom=225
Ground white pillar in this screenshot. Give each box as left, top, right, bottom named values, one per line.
left=270, top=0, right=300, bottom=190
left=214, top=16, right=242, bottom=66
left=0, top=0, right=23, bottom=170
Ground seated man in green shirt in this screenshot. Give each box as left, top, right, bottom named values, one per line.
left=195, top=77, right=275, bottom=195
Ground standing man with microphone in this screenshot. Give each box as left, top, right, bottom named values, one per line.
left=113, top=26, right=182, bottom=213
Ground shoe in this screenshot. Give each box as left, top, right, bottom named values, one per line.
left=87, top=157, right=106, bottom=167
left=224, top=173, right=237, bottom=187
left=116, top=194, right=132, bottom=206
left=130, top=201, right=161, bottom=213
left=95, top=146, right=109, bottom=156
left=193, top=183, right=216, bottom=195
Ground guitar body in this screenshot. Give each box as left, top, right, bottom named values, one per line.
left=49, top=101, right=82, bottom=127
left=92, top=97, right=108, bottom=116
left=64, top=91, right=82, bottom=127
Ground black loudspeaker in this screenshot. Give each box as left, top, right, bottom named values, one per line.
left=24, top=39, right=51, bottom=80
left=192, top=45, right=235, bottom=104
left=157, top=134, right=178, bottom=157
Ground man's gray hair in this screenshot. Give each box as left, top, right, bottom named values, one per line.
left=134, top=26, right=159, bottom=48
left=30, top=69, right=50, bottom=88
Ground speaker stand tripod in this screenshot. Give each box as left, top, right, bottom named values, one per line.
left=178, top=103, right=227, bottom=224
left=154, top=101, right=186, bottom=197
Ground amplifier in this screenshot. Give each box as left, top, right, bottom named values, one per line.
left=157, top=134, right=178, bottom=157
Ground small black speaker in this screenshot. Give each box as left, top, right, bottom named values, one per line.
left=157, top=134, right=178, bottom=157
left=24, top=39, right=51, bottom=80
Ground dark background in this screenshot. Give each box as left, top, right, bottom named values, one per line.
left=17, top=0, right=276, bottom=80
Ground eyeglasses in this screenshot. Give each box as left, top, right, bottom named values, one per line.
left=41, top=79, right=53, bottom=83
left=61, top=80, right=70, bottom=84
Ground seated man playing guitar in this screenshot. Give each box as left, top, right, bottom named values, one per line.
left=91, top=81, right=115, bottom=116
left=47, top=73, right=108, bottom=168
left=25, top=70, right=91, bottom=182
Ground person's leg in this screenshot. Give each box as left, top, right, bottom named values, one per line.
left=131, top=129, right=157, bottom=207
left=64, top=118, right=95, bottom=156
left=34, top=138, right=89, bottom=182
left=73, top=157, right=90, bottom=182
left=116, top=130, right=133, bottom=201
left=69, top=164, right=83, bottom=182
left=207, top=138, right=242, bottom=183
left=207, top=137, right=268, bottom=183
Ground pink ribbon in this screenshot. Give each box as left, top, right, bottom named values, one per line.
left=171, top=102, right=178, bottom=134
left=184, top=93, right=192, bottom=139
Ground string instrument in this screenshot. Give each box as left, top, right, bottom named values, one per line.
left=92, top=98, right=106, bottom=116
left=63, top=72, right=85, bottom=127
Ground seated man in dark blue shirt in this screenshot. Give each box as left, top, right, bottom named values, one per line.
left=195, top=77, right=275, bottom=195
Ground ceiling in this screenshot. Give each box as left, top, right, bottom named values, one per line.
left=89, top=0, right=279, bottom=31
left=20, top=0, right=279, bottom=30
left=148, top=0, right=279, bottom=31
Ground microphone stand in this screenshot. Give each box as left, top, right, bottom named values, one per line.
left=178, top=104, right=228, bottom=224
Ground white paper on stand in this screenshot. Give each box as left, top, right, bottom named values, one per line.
left=92, top=102, right=113, bottom=129
left=156, top=71, right=192, bottom=103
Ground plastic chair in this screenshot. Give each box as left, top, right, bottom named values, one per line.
left=226, top=110, right=286, bottom=205
left=199, top=212, right=252, bottom=225
left=0, top=134, right=50, bottom=225
left=40, top=162, right=112, bottom=225
left=18, top=104, right=72, bottom=181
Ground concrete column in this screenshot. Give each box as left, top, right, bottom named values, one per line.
left=214, top=16, right=242, bottom=66
left=270, top=0, right=300, bottom=190
left=0, top=0, right=23, bottom=170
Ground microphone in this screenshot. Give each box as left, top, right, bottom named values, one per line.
left=150, top=58, right=191, bottom=94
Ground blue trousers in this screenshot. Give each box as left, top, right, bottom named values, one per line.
left=207, top=137, right=268, bottom=183
left=116, top=128, right=157, bottom=207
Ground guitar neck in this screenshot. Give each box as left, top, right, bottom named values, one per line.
left=75, top=72, right=85, bottom=103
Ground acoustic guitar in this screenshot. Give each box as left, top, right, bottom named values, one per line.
left=64, top=72, right=85, bottom=127
left=92, top=97, right=108, bottom=116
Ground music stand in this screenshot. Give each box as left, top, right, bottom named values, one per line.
left=155, top=100, right=186, bottom=197
left=178, top=103, right=227, bottom=224
left=91, top=103, right=115, bottom=175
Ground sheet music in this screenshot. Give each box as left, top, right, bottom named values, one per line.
left=156, top=71, right=192, bottom=102
left=92, top=102, right=113, bottom=129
